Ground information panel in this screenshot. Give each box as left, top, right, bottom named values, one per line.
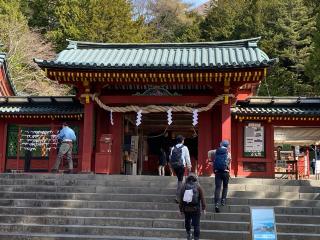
left=250, top=207, right=277, bottom=240
left=244, top=123, right=265, bottom=157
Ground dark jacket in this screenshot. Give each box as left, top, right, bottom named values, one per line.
left=179, top=174, right=206, bottom=213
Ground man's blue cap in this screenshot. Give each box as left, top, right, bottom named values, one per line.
left=220, top=140, right=229, bottom=147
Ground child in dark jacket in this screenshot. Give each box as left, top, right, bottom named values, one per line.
left=179, top=173, right=206, bottom=240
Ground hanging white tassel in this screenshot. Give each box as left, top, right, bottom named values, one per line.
left=167, top=108, right=173, bottom=125
left=110, top=110, right=114, bottom=125
left=192, top=109, right=198, bottom=126
left=136, top=109, right=142, bottom=126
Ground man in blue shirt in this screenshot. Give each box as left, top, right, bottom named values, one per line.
left=51, top=122, right=76, bottom=173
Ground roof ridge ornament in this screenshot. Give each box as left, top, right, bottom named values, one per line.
left=63, top=37, right=262, bottom=49
left=66, top=39, right=77, bottom=49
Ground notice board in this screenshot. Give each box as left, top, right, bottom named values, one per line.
left=250, top=207, right=277, bottom=240
left=244, top=123, right=265, bottom=157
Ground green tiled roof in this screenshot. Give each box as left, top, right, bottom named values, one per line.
left=233, top=97, right=320, bottom=117
left=34, top=37, right=276, bottom=70
left=0, top=96, right=83, bottom=115
left=0, top=53, right=17, bottom=95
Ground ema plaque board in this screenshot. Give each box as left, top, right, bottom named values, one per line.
left=250, top=207, right=277, bottom=240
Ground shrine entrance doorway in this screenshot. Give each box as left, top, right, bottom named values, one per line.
left=122, top=112, right=198, bottom=175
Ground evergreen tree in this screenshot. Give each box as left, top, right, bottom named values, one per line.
left=32, top=0, right=150, bottom=51
left=20, top=0, right=56, bottom=33
left=259, top=0, right=315, bottom=96
left=305, top=1, right=320, bottom=92
left=201, top=0, right=316, bottom=96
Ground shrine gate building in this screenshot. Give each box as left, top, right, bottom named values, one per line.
left=0, top=38, right=289, bottom=177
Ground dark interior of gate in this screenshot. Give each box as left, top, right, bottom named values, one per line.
left=123, top=112, right=198, bottom=175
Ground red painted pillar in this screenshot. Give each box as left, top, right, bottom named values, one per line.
left=109, top=112, right=123, bottom=174
left=81, top=100, right=94, bottom=172
left=221, top=101, right=232, bottom=144
left=265, top=124, right=275, bottom=178
left=231, top=119, right=238, bottom=176
left=48, top=123, right=59, bottom=172
left=197, top=111, right=213, bottom=176
left=0, top=121, right=7, bottom=172
left=212, top=106, right=221, bottom=149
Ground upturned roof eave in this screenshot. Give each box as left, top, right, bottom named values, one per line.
left=34, top=59, right=276, bottom=71
left=0, top=53, right=17, bottom=95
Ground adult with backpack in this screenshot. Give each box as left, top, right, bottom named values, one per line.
left=169, top=135, right=192, bottom=203
left=179, top=172, right=206, bottom=240
left=208, top=140, right=231, bottom=213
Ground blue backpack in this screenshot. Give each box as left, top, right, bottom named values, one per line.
left=213, top=147, right=229, bottom=172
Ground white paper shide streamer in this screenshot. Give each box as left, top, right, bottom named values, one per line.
left=192, top=109, right=198, bottom=126
left=167, top=108, right=173, bottom=125
left=110, top=110, right=114, bottom=125
left=136, top=110, right=142, bottom=126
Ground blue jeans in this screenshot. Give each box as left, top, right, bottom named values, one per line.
left=214, top=171, right=229, bottom=205
left=185, top=212, right=200, bottom=238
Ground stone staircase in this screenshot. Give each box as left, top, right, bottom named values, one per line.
left=0, top=174, right=319, bottom=240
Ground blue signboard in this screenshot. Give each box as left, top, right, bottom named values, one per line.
left=250, top=207, right=277, bottom=240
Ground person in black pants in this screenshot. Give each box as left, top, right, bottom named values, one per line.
left=179, top=173, right=206, bottom=240
left=208, top=140, right=231, bottom=213
left=169, top=135, right=192, bottom=203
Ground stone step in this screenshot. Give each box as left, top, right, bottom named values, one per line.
left=0, top=174, right=319, bottom=240
left=0, top=184, right=319, bottom=194
left=0, top=215, right=249, bottom=231
left=0, top=206, right=319, bottom=224
left=1, top=199, right=319, bottom=215
left=0, top=232, right=191, bottom=240
left=277, top=222, right=320, bottom=234
left=0, top=174, right=320, bottom=187
left=1, top=214, right=320, bottom=233
left=278, top=233, right=320, bottom=240
left=0, top=191, right=320, bottom=206
left=0, top=223, right=250, bottom=239
left=0, top=232, right=319, bottom=240
left=1, top=222, right=320, bottom=240
left=0, top=206, right=251, bottom=222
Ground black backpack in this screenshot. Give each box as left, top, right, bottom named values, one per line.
left=170, top=145, right=184, bottom=168
left=182, top=181, right=200, bottom=213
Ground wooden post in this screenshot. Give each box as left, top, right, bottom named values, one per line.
left=80, top=99, right=94, bottom=172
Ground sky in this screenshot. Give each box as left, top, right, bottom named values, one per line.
left=182, top=0, right=208, bottom=8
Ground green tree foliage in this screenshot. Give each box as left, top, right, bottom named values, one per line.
left=137, top=0, right=201, bottom=42
left=305, top=0, right=320, bottom=92
left=45, top=0, right=149, bottom=51
left=0, top=0, right=69, bottom=95
left=20, top=0, right=56, bottom=33
left=201, top=0, right=316, bottom=96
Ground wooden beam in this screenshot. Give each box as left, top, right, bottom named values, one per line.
left=99, top=96, right=214, bottom=105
